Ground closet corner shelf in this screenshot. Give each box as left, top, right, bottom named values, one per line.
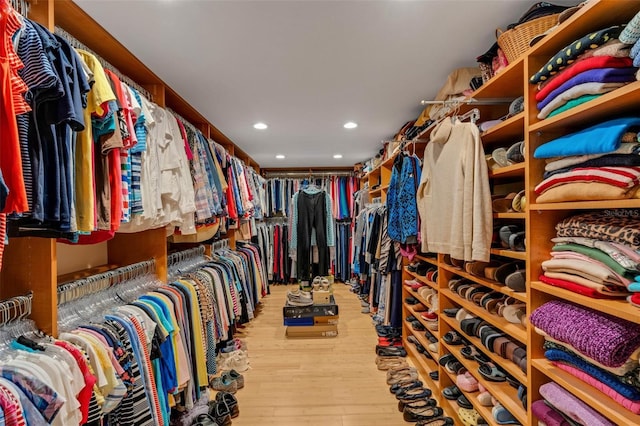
left=440, top=360, right=498, bottom=426
left=529, top=81, right=640, bottom=134
left=489, top=248, right=527, bottom=261
left=440, top=315, right=527, bottom=386
left=472, top=57, right=524, bottom=100
left=493, top=212, right=526, bottom=220
left=415, top=254, right=439, bottom=266
left=531, top=281, right=639, bottom=323
left=488, top=163, right=525, bottom=179
left=439, top=263, right=527, bottom=303
left=442, top=340, right=528, bottom=426
left=440, top=288, right=527, bottom=344
left=529, top=199, right=640, bottom=211
left=532, top=358, right=640, bottom=426
left=480, top=112, right=524, bottom=146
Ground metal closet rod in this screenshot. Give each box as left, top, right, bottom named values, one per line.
left=53, top=26, right=154, bottom=102
left=420, top=98, right=513, bottom=106
left=264, top=171, right=354, bottom=178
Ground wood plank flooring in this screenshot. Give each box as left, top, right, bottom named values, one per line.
left=229, top=283, right=408, bottom=426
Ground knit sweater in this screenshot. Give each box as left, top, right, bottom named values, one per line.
left=417, top=118, right=492, bottom=262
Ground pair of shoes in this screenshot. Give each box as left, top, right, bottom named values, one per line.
left=286, top=288, right=313, bottom=306
left=312, top=276, right=330, bottom=291
left=209, top=373, right=238, bottom=394
left=415, top=417, right=454, bottom=426
left=221, top=369, right=244, bottom=389
left=217, top=350, right=250, bottom=372
left=403, top=405, right=444, bottom=423
left=390, top=380, right=423, bottom=395
left=207, top=394, right=234, bottom=426
left=376, top=355, right=407, bottom=370
left=376, top=345, right=406, bottom=357
left=192, top=413, right=220, bottom=425
left=397, top=397, right=437, bottom=413
left=214, top=391, right=239, bottom=418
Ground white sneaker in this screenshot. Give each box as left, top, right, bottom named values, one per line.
left=287, top=289, right=313, bottom=306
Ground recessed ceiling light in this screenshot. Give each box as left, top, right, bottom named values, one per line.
left=253, top=122, right=268, bottom=130
left=343, top=121, right=358, bottom=129
left=275, top=154, right=285, bottom=159
left=333, top=154, right=343, bottom=159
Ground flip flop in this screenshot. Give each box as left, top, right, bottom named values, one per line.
left=478, top=362, right=507, bottom=382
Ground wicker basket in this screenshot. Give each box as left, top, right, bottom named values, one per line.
left=497, top=13, right=560, bottom=63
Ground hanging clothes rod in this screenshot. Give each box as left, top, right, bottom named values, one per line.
left=57, top=259, right=156, bottom=305
left=0, top=292, right=33, bottom=327
left=420, top=98, right=512, bottom=106
left=54, top=26, right=154, bottom=102
left=167, top=246, right=206, bottom=268
left=9, top=0, right=29, bottom=16
left=264, top=171, right=354, bottom=178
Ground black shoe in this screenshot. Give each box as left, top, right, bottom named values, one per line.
left=443, top=308, right=460, bottom=317
left=193, top=413, right=220, bottom=425
left=403, top=406, right=444, bottom=422
left=429, top=371, right=439, bottom=381
left=415, top=417, right=455, bottom=426
left=398, top=398, right=437, bottom=412
left=376, top=346, right=407, bottom=357
left=405, top=296, right=420, bottom=305
left=457, top=394, right=473, bottom=409
left=215, top=392, right=239, bottom=418
left=208, top=401, right=232, bottom=426
left=392, top=380, right=423, bottom=395
left=390, top=380, right=423, bottom=394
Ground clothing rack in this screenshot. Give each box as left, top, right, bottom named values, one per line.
left=212, top=238, right=230, bottom=252
left=0, top=292, right=33, bottom=327
left=167, top=245, right=206, bottom=268
left=407, top=107, right=481, bottom=146
left=9, top=0, right=29, bottom=16
left=419, top=98, right=512, bottom=106
left=264, top=171, right=354, bottom=178
left=53, top=26, right=154, bottom=102
left=57, top=259, right=156, bottom=305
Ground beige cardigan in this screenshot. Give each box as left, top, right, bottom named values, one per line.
left=417, top=118, right=492, bottom=262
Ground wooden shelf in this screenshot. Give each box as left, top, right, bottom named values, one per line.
left=472, top=57, right=524, bottom=100
left=439, top=263, right=527, bottom=303
left=530, top=199, right=640, bottom=211
left=380, top=184, right=390, bottom=192
left=443, top=341, right=528, bottom=426
left=531, top=281, right=636, bottom=323
left=441, top=315, right=527, bottom=386
left=529, top=81, right=640, bottom=134
left=407, top=288, right=436, bottom=310
left=440, top=362, right=498, bottom=426
left=490, top=249, right=527, bottom=261
left=489, top=163, right=525, bottom=179
left=406, top=305, right=440, bottom=339
left=440, top=288, right=527, bottom=344
left=369, top=188, right=382, bottom=196
left=415, top=254, right=439, bottom=267
left=405, top=269, right=438, bottom=291
left=406, top=323, right=439, bottom=357
left=532, top=358, right=640, bottom=426
left=481, top=113, right=524, bottom=147
left=493, top=212, right=526, bottom=220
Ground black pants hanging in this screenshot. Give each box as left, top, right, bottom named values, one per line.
left=297, top=191, right=329, bottom=281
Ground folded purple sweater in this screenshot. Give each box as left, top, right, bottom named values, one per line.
left=530, top=300, right=640, bottom=367
left=537, top=67, right=637, bottom=110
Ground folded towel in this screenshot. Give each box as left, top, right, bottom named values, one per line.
left=530, top=300, right=640, bottom=367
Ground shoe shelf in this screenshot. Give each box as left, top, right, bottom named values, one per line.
left=442, top=340, right=527, bottom=426
left=493, top=212, right=525, bottom=220
left=415, top=254, right=439, bottom=267
left=407, top=326, right=439, bottom=359
left=531, top=281, right=638, bottom=324
left=406, top=305, right=440, bottom=339
left=440, top=357, right=499, bottom=426
left=407, top=288, right=436, bottom=311
left=405, top=269, right=439, bottom=291
left=529, top=199, right=640, bottom=211
left=480, top=113, right=524, bottom=147
left=532, top=358, right=640, bottom=426
left=441, top=315, right=527, bottom=386
left=489, top=248, right=527, bottom=261
left=440, top=288, right=527, bottom=345
left=405, top=337, right=439, bottom=377
left=439, top=264, right=527, bottom=303
left=488, top=163, right=525, bottom=180
left=529, top=80, right=640, bottom=134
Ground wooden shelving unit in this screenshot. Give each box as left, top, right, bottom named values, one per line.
left=0, top=0, right=255, bottom=337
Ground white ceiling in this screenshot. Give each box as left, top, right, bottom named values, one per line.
left=75, top=0, right=572, bottom=169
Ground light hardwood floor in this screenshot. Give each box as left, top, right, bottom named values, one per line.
left=229, top=283, right=408, bottom=426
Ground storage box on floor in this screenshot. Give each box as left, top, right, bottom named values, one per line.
left=283, top=294, right=339, bottom=337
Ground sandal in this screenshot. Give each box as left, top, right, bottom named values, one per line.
left=478, top=362, right=507, bottom=382
left=442, top=385, right=461, bottom=400
left=443, top=331, right=465, bottom=345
